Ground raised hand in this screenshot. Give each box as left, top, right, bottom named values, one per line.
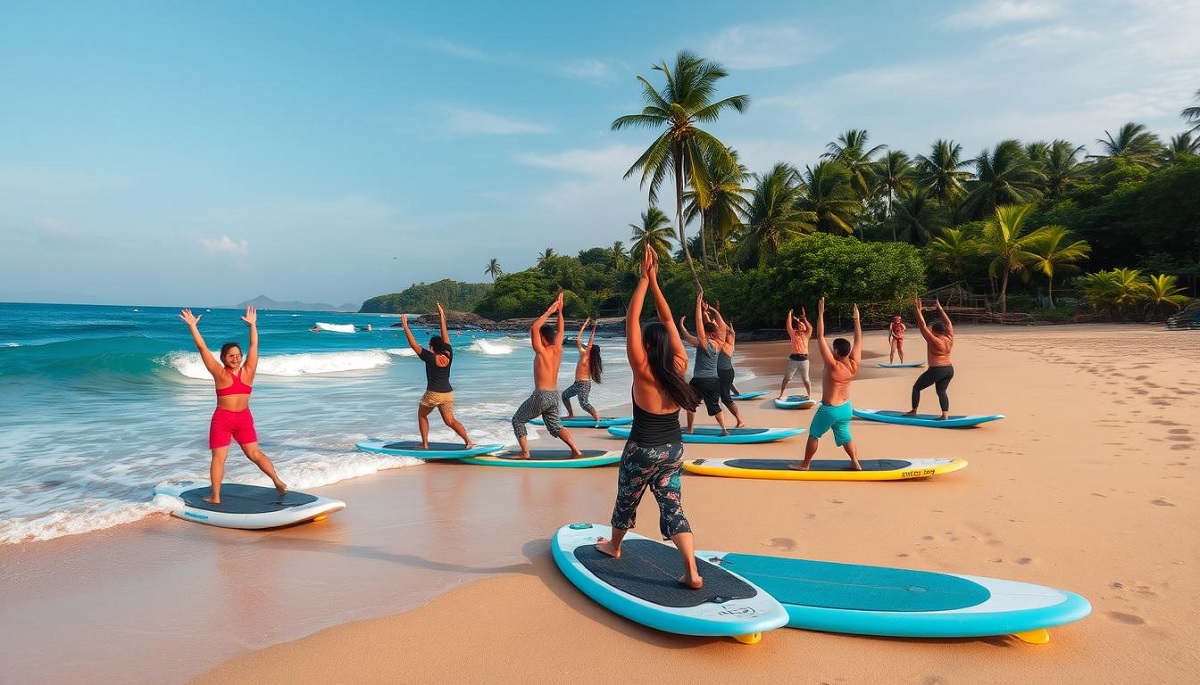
left=401, top=313, right=409, bottom=326
left=852, top=304, right=860, bottom=320
left=241, top=306, right=257, bottom=326
left=818, top=297, right=825, bottom=314
left=180, top=309, right=201, bottom=327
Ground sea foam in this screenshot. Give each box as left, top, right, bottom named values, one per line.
left=166, top=349, right=393, bottom=378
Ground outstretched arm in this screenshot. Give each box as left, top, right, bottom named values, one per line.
left=851, top=304, right=862, bottom=365
left=555, top=289, right=565, bottom=347
left=577, top=318, right=588, bottom=353
left=678, top=315, right=699, bottom=346
left=816, top=298, right=834, bottom=364
left=708, top=304, right=728, bottom=342
left=936, top=299, right=953, bottom=336
left=401, top=314, right=423, bottom=355
left=436, top=302, right=449, bottom=343
left=585, top=319, right=597, bottom=351
left=530, top=291, right=561, bottom=354
left=694, top=292, right=707, bottom=350
left=180, top=309, right=223, bottom=379
left=785, top=309, right=795, bottom=338
left=650, top=260, right=688, bottom=371
left=914, top=296, right=932, bottom=339
left=242, top=307, right=260, bottom=379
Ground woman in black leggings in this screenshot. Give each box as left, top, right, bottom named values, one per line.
left=906, top=298, right=955, bottom=420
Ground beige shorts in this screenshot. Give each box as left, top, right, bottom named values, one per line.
left=419, top=390, right=455, bottom=410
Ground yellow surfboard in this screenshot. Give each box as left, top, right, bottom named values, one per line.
left=683, top=457, right=967, bottom=481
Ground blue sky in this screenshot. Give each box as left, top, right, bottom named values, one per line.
left=2, top=0, right=1197, bottom=307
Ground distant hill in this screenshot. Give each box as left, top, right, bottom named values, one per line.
left=232, top=295, right=358, bottom=312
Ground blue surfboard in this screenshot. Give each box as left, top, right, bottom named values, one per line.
left=853, top=408, right=1005, bottom=428
left=877, top=362, right=926, bottom=368
left=461, top=448, right=621, bottom=468
left=773, top=395, right=816, bottom=409
left=607, top=425, right=805, bottom=444
left=697, top=551, right=1090, bottom=643
left=356, top=439, right=506, bottom=459
left=730, top=391, right=769, bottom=400
left=531, top=416, right=634, bottom=428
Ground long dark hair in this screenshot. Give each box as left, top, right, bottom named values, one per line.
left=219, top=342, right=241, bottom=359
left=429, top=335, right=452, bottom=356
left=642, top=322, right=700, bottom=411
left=588, top=344, right=603, bottom=383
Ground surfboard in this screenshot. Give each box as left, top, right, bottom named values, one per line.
left=152, top=481, right=345, bottom=530
left=553, top=523, right=789, bottom=643
left=683, top=457, right=968, bottom=481
left=607, top=425, right=806, bottom=444
left=460, top=449, right=621, bottom=468
left=730, top=391, right=769, bottom=400
left=314, top=322, right=355, bottom=333
left=773, top=395, right=816, bottom=409
left=355, top=439, right=506, bottom=460
left=853, top=408, right=1005, bottom=428
left=877, top=362, right=926, bottom=368
left=531, top=416, right=634, bottom=428
left=696, top=551, right=1091, bottom=643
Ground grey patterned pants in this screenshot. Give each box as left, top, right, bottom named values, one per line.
left=512, top=389, right=562, bottom=438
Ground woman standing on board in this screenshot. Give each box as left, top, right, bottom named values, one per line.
left=562, top=318, right=603, bottom=421
left=595, top=248, right=704, bottom=589
left=179, top=306, right=287, bottom=504
left=400, top=302, right=475, bottom=449
left=906, top=297, right=955, bottom=420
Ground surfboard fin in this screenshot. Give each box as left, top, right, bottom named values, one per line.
left=733, top=632, right=762, bottom=645
left=1012, top=629, right=1050, bottom=645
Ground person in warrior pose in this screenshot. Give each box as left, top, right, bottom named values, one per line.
left=400, top=302, right=474, bottom=449
left=906, top=298, right=955, bottom=420
left=793, top=298, right=863, bottom=471
left=180, top=307, right=287, bottom=503
left=562, top=318, right=602, bottom=421
left=679, top=297, right=729, bottom=436
left=888, top=314, right=907, bottom=364
left=779, top=307, right=813, bottom=399
left=510, top=289, right=583, bottom=458
left=707, top=305, right=745, bottom=427
left=594, top=248, right=704, bottom=589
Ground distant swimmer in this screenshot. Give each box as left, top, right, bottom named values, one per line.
left=400, top=302, right=474, bottom=449
left=680, top=295, right=729, bottom=436
left=888, top=314, right=907, bottom=364
left=309, top=326, right=320, bottom=333
left=510, top=289, right=583, bottom=458
left=793, top=298, right=863, bottom=471
left=778, top=307, right=813, bottom=399
left=708, top=305, right=745, bottom=427
left=179, top=306, right=287, bottom=504
left=594, top=248, right=704, bottom=589
left=906, top=297, right=955, bottom=420
left=562, top=318, right=602, bottom=422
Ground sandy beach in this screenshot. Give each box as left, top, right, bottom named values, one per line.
left=3, top=324, right=1197, bottom=684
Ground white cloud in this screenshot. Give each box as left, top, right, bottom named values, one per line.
left=704, top=24, right=829, bottom=70
left=939, top=1, right=1061, bottom=30
left=434, top=104, right=551, bottom=136
left=201, top=235, right=249, bottom=257
left=557, top=59, right=617, bottom=82
left=517, top=144, right=643, bottom=178
left=34, top=217, right=81, bottom=242
left=401, top=36, right=491, bottom=62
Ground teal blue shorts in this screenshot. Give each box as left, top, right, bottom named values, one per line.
left=809, top=400, right=853, bottom=446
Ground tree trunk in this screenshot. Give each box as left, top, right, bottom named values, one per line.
left=999, top=268, right=1010, bottom=314
left=674, top=147, right=701, bottom=291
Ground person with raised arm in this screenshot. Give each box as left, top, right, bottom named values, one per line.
left=778, top=307, right=813, bottom=399
left=888, top=314, right=908, bottom=364
left=179, top=307, right=287, bottom=504
left=906, top=297, right=956, bottom=420
left=793, top=298, right=863, bottom=471
left=707, top=305, right=746, bottom=427
left=679, top=294, right=729, bottom=436
left=510, top=289, right=583, bottom=458
left=594, top=248, right=704, bottom=589
left=561, top=317, right=603, bottom=421
left=400, top=302, right=474, bottom=449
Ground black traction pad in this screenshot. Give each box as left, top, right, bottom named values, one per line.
left=689, top=427, right=769, bottom=436
left=495, top=449, right=611, bottom=461
left=383, top=441, right=478, bottom=451
left=574, top=539, right=757, bottom=608
left=723, top=459, right=915, bottom=472
left=180, top=484, right=318, bottom=513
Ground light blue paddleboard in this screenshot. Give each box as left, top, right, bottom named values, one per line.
left=356, top=439, right=506, bottom=459
left=531, top=416, right=634, bottom=428
left=877, top=362, right=926, bottom=368
left=774, top=395, right=816, bottom=409
left=853, top=408, right=1005, bottom=428
left=461, top=448, right=621, bottom=468
left=730, top=391, right=769, bottom=400
left=697, top=551, right=1091, bottom=642
left=553, top=524, right=789, bottom=642
left=607, top=425, right=805, bottom=444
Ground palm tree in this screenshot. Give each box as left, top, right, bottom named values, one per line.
left=1041, top=140, right=1088, bottom=198
left=916, top=139, right=974, bottom=206
left=484, top=258, right=503, bottom=282
left=873, top=150, right=915, bottom=221
left=684, top=145, right=751, bottom=269
left=1076, top=268, right=1151, bottom=319
left=1016, top=225, right=1091, bottom=307
left=612, top=51, right=750, bottom=287
left=607, top=241, right=628, bottom=273
left=979, top=204, right=1045, bottom=313
left=629, top=207, right=675, bottom=263
left=536, top=248, right=557, bottom=271
left=822, top=129, right=886, bottom=202
left=1145, top=274, right=1192, bottom=316
left=1090, top=122, right=1165, bottom=170
left=961, top=140, right=1045, bottom=220
left=888, top=186, right=946, bottom=246
left=796, top=161, right=859, bottom=235
left=1167, top=132, right=1200, bottom=160
left=737, top=163, right=814, bottom=268
left=1182, top=88, right=1200, bottom=135
left=926, top=227, right=976, bottom=285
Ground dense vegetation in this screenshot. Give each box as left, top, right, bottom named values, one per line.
left=360, top=279, right=492, bottom=314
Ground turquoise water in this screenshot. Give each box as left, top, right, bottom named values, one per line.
left=0, top=302, right=757, bottom=544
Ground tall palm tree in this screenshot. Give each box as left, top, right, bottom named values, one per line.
left=888, top=186, right=946, bottom=246
left=484, top=258, right=503, bottom=282
left=737, top=163, right=814, bottom=268
left=822, top=129, right=886, bottom=202
left=536, top=248, right=557, bottom=271
left=684, top=145, right=751, bottom=269
left=1182, top=88, right=1200, bottom=135
left=1090, top=122, right=1165, bottom=170
left=607, top=241, right=628, bottom=273
left=1016, top=225, right=1091, bottom=307
left=1041, top=140, right=1088, bottom=198
left=797, top=161, right=859, bottom=235
left=926, top=227, right=976, bottom=285
left=612, top=51, right=750, bottom=288
left=629, top=207, right=675, bottom=263
left=979, top=204, right=1045, bottom=313
left=916, top=139, right=974, bottom=208
left=1167, top=132, right=1200, bottom=160
left=961, top=140, right=1045, bottom=220
left=873, top=150, right=915, bottom=221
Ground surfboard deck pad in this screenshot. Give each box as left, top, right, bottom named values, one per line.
left=497, top=448, right=611, bottom=461
left=178, top=484, right=316, bottom=514
left=575, top=540, right=757, bottom=608
left=382, top=441, right=478, bottom=452
left=721, top=459, right=919, bottom=472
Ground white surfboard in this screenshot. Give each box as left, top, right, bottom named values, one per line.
left=153, top=480, right=345, bottom=529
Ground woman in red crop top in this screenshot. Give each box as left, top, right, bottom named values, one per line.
left=180, top=306, right=287, bottom=504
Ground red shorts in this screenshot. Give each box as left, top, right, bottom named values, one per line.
left=209, top=407, right=258, bottom=449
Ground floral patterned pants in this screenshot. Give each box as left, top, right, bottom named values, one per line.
left=610, top=440, right=691, bottom=539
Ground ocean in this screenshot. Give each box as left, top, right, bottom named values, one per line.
left=0, top=302, right=754, bottom=545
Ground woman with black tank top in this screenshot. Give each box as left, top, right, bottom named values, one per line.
left=400, top=303, right=475, bottom=449
left=594, top=249, right=704, bottom=589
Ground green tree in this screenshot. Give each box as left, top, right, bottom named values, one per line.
left=797, top=161, right=859, bottom=236
left=535, top=248, right=557, bottom=271
left=607, top=241, right=628, bottom=273
left=888, top=186, right=946, bottom=246
left=873, top=150, right=915, bottom=220
left=925, top=227, right=977, bottom=286
left=484, top=258, right=503, bottom=282
left=1182, top=88, right=1200, bottom=135
left=1168, top=132, right=1200, bottom=160
left=612, top=50, right=750, bottom=287
left=738, top=163, right=814, bottom=268
left=1016, top=225, right=1091, bottom=307
left=1041, top=140, right=1089, bottom=198
left=1090, top=122, right=1165, bottom=170
left=629, top=206, right=675, bottom=263
left=822, top=129, right=886, bottom=202
left=979, top=204, right=1046, bottom=313
left=683, top=145, right=750, bottom=269
left=1075, top=268, right=1151, bottom=319
left=917, top=139, right=974, bottom=206
left=1144, top=274, right=1192, bottom=317
left=962, top=140, right=1045, bottom=220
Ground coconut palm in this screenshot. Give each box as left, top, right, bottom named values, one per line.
left=1016, top=225, right=1091, bottom=307
left=1041, top=140, right=1089, bottom=198
left=484, top=258, right=503, bottom=282
left=1167, top=132, right=1200, bottom=161
left=737, top=163, right=814, bottom=268
left=888, top=186, right=946, bottom=246
left=1182, top=88, right=1200, bottom=135
left=822, top=129, right=886, bottom=201
left=607, top=241, right=628, bottom=273
left=612, top=50, right=750, bottom=287
left=796, top=161, right=859, bottom=236
left=1144, top=273, right=1192, bottom=316
left=873, top=150, right=915, bottom=220
left=961, top=140, right=1045, bottom=221
left=629, top=207, right=675, bottom=263
left=1090, top=122, right=1165, bottom=170
left=1076, top=268, right=1151, bottom=318
left=979, top=204, right=1047, bottom=313
left=684, top=145, right=751, bottom=269
left=536, top=248, right=557, bottom=271
left=926, top=227, right=976, bottom=285
left=916, top=139, right=974, bottom=206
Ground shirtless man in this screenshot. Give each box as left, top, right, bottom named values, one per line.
left=793, top=298, right=862, bottom=471
left=906, top=297, right=955, bottom=420
left=510, top=289, right=583, bottom=458
left=888, top=315, right=907, bottom=364
left=778, top=307, right=812, bottom=399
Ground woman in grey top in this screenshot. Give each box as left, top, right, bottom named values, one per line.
left=679, top=294, right=730, bottom=436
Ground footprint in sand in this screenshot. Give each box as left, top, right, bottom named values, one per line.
left=1131, top=388, right=1149, bottom=396
left=1015, top=557, right=1033, bottom=565
left=1107, top=611, right=1146, bottom=625
left=1150, top=419, right=1181, bottom=426
left=923, top=677, right=949, bottom=685
left=1170, top=444, right=1192, bottom=451
left=1151, top=498, right=1175, bottom=507
left=760, top=537, right=797, bottom=551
